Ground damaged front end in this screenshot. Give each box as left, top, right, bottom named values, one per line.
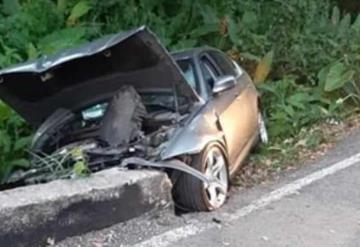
left=1, top=27, right=214, bottom=188
left=9, top=85, right=211, bottom=186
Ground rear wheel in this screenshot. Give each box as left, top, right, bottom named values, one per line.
left=173, top=143, right=229, bottom=211
left=258, top=112, right=268, bottom=144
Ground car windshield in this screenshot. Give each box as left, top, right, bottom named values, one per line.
left=81, top=91, right=186, bottom=120
left=82, top=103, right=108, bottom=120
left=81, top=59, right=196, bottom=119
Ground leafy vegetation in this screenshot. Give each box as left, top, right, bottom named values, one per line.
left=0, top=101, right=31, bottom=182
left=0, top=0, right=360, bottom=183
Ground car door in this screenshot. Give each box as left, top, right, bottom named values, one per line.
left=200, top=51, right=258, bottom=172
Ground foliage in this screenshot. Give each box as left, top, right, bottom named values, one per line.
left=258, top=77, right=346, bottom=140
left=0, top=101, right=31, bottom=183
left=0, top=0, right=360, bottom=183
left=253, top=51, right=274, bottom=84
left=6, top=146, right=90, bottom=185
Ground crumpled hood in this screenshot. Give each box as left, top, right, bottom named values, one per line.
left=0, top=26, right=199, bottom=126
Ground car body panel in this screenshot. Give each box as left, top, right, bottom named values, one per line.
left=0, top=26, right=199, bottom=126
left=214, top=82, right=247, bottom=165
left=162, top=49, right=260, bottom=175
left=160, top=103, right=226, bottom=160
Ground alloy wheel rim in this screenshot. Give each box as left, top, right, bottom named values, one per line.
left=258, top=113, right=269, bottom=144
left=204, top=147, right=228, bottom=209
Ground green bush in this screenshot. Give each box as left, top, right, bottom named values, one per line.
left=0, top=101, right=31, bottom=182
left=258, top=76, right=347, bottom=140
left=0, top=0, right=359, bottom=182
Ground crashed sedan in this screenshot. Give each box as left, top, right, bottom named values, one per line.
left=0, top=27, right=268, bottom=211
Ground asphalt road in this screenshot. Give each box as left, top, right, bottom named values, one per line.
left=58, top=130, right=360, bottom=247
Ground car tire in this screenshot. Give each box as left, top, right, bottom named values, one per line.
left=173, top=143, right=229, bottom=211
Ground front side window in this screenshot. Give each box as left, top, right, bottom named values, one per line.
left=176, top=59, right=197, bottom=91
left=200, top=57, right=219, bottom=93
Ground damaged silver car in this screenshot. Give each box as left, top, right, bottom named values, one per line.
left=0, top=27, right=268, bottom=211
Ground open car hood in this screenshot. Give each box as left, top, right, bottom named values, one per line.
left=0, top=26, right=199, bottom=126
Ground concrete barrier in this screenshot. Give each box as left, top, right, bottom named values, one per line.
left=0, top=168, right=173, bottom=247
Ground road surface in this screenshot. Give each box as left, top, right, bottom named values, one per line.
left=58, top=130, right=360, bottom=247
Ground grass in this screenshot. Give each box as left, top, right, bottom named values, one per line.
left=234, top=112, right=360, bottom=188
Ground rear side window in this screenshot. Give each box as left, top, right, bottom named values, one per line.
left=208, top=51, right=236, bottom=76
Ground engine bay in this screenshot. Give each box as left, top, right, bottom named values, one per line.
left=9, top=85, right=187, bottom=185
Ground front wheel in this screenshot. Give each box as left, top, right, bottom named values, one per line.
left=173, top=143, right=229, bottom=211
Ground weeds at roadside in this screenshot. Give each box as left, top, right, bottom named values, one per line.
left=234, top=113, right=360, bottom=188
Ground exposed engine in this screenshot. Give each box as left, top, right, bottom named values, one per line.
left=10, top=85, right=182, bottom=184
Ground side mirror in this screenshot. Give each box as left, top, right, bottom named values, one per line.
left=212, top=75, right=236, bottom=94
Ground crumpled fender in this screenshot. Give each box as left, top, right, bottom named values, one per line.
left=160, top=105, right=225, bottom=160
